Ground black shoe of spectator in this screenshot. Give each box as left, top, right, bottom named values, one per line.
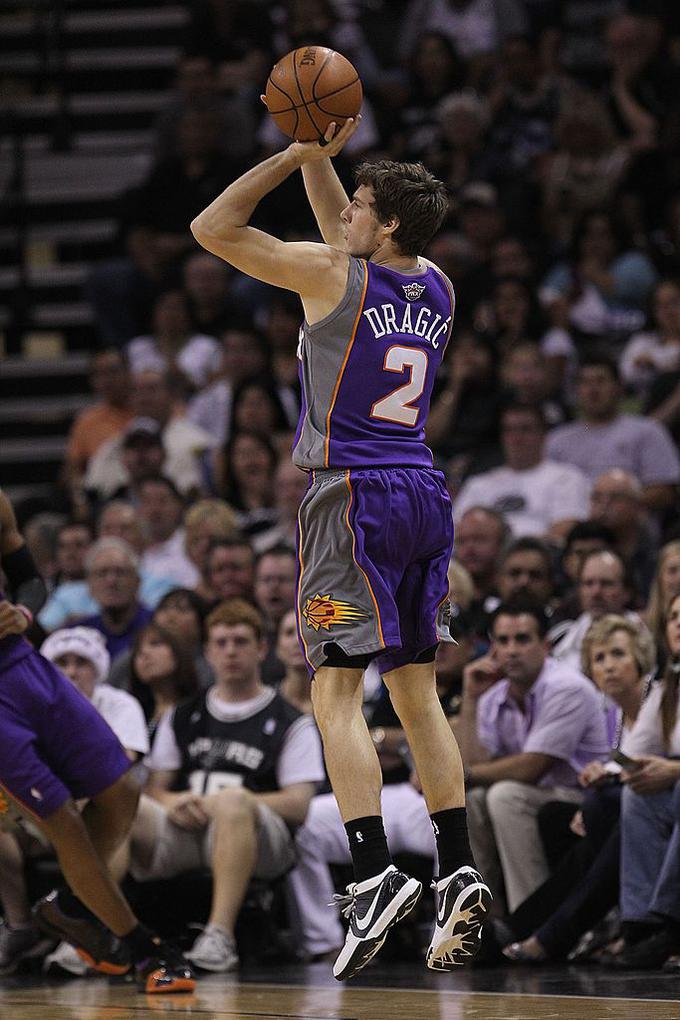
left=601, top=929, right=680, bottom=970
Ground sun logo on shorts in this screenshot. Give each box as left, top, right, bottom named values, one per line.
left=0, top=788, right=9, bottom=815
left=302, top=594, right=367, bottom=631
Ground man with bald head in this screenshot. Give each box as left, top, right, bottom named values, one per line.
left=589, top=469, right=657, bottom=599
left=454, top=507, right=509, bottom=642
left=550, top=549, right=644, bottom=670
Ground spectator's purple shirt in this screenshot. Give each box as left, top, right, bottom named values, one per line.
left=74, top=604, right=153, bottom=661
left=476, top=656, right=609, bottom=788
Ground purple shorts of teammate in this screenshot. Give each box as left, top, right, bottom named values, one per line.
left=296, top=466, right=453, bottom=675
left=0, top=639, right=132, bottom=820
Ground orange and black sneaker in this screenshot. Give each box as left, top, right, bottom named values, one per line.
left=135, top=941, right=196, bottom=994
left=33, top=890, right=131, bottom=976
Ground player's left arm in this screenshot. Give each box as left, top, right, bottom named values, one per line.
left=0, top=491, right=47, bottom=636
left=190, top=119, right=358, bottom=299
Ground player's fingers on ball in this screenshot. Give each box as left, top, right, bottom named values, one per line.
left=260, top=93, right=268, bottom=108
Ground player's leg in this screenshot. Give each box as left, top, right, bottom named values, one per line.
left=0, top=654, right=195, bottom=992
left=383, top=660, right=465, bottom=812
left=0, top=829, right=54, bottom=973
left=383, top=661, right=492, bottom=970
left=313, top=663, right=422, bottom=980
left=297, top=471, right=421, bottom=979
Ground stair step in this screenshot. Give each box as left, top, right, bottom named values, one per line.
left=0, top=394, right=89, bottom=423
left=0, top=437, right=68, bottom=463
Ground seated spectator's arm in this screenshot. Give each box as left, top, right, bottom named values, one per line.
left=256, top=781, right=317, bottom=828
left=458, top=656, right=502, bottom=765
left=145, top=768, right=178, bottom=804
left=468, top=751, right=558, bottom=787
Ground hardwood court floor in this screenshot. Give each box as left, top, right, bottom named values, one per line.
left=2, top=964, right=680, bottom=1020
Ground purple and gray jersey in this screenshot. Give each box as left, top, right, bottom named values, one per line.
left=293, top=257, right=454, bottom=470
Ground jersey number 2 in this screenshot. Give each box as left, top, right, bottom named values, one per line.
left=370, top=345, right=428, bottom=427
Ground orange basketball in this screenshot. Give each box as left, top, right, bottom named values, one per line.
left=265, top=46, right=362, bottom=142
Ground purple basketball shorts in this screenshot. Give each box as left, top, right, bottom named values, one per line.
left=0, top=642, right=132, bottom=820
left=296, top=466, right=453, bottom=674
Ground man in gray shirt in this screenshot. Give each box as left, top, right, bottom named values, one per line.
left=545, top=355, right=680, bottom=514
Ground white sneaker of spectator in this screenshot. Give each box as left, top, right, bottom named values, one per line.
left=184, top=925, right=239, bottom=972
left=43, top=940, right=90, bottom=976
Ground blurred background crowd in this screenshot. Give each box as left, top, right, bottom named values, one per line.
left=2, top=0, right=680, bottom=982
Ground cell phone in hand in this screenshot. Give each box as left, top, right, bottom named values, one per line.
left=610, top=749, right=640, bottom=770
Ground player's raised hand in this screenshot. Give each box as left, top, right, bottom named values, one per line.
left=0, top=600, right=29, bottom=640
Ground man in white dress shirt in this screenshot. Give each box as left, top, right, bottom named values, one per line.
left=455, top=404, right=590, bottom=541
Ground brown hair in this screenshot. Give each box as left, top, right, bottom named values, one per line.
left=646, top=540, right=680, bottom=649
left=662, top=592, right=680, bottom=749
left=206, top=598, right=263, bottom=641
left=130, top=623, right=199, bottom=713
left=354, top=160, right=448, bottom=256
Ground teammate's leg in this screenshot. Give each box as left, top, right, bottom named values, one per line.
left=312, top=665, right=422, bottom=980
left=384, top=660, right=492, bottom=969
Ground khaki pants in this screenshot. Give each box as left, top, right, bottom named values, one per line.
left=467, top=781, right=583, bottom=913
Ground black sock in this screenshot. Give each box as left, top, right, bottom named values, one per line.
left=344, top=815, right=391, bottom=884
left=56, top=886, right=98, bottom=923
left=122, top=923, right=160, bottom=965
left=430, top=807, right=475, bottom=877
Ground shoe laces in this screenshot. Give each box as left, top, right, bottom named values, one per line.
left=330, top=885, right=358, bottom=919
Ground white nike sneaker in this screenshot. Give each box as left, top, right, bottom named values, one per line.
left=426, top=866, right=492, bottom=970
left=332, top=865, right=422, bottom=981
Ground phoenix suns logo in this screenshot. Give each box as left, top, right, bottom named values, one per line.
left=0, top=787, right=9, bottom=816
left=302, top=594, right=367, bottom=631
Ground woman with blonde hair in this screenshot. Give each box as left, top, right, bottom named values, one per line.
left=490, top=614, right=655, bottom=963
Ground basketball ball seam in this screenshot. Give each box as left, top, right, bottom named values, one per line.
left=266, top=73, right=300, bottom=135
left=292, top=46, right=329, bottom=140
left=265, top=76, right=362, bottom=114
left=312, top=75, right=361, bottom=115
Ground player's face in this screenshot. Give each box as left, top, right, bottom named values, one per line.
left=53, top=653, right=98, bottom=700
left=205, top=623, right=264, bottom=685
left=276, top=610, right=306, bottom=669
left=589, top=631, right=640, bottom=700
left=491, top=614, right=546, bottom=687
left=340, top=185, right=384, bottom=258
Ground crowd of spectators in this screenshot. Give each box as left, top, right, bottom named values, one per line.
left=4, top=0, right=680, bottom=980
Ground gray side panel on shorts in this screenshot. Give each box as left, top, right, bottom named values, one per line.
left=297, top=471, right=383, bottom=670
left=293, top=258, right=367, bottom=470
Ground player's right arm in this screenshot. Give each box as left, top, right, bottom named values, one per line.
left=300, top=159, right=351, bottom=247
left=0, top=490, right=47, bottom=637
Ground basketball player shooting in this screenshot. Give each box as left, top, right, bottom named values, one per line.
left=191, top=60, right=491, bottom=980
left=0, top=490, right=194, bottom=993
